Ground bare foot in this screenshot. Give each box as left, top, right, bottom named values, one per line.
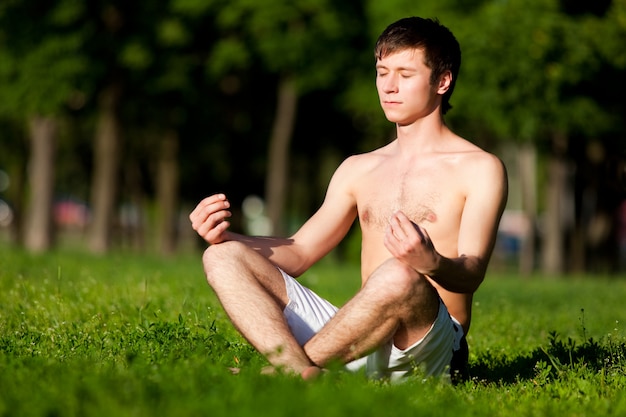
left=261, top=365, right=278, bottom=375
left=260, top=365, right=323, bottom=380
left=261, top=365, right=300, bottom=376
left=301, top=366, right=323, bottom=380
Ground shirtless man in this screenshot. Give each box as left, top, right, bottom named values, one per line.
left=190, top=17, right=508, bottom=382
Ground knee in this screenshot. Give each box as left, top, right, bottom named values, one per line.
left=202, top=241, right=249, bottom=285
left=368, top=259, right=434, bottom=304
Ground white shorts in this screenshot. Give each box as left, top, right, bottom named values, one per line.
left=280, top=269, right=463, bottom=382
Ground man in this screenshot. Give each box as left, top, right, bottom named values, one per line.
left=190, top=17, right=508, bottom=382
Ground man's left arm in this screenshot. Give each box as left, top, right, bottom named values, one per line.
left=429, top=155, right=508, bottom=293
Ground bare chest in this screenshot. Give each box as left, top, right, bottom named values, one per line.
left=356, top=161, right=465, bottom=234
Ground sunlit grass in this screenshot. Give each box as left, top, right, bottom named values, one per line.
left=1, top=245, right=625, bottom=416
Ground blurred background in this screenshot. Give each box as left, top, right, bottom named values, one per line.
left=0, top=0, right=624, bottom=276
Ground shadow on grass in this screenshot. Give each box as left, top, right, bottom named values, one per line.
left=467, top=331, right=626, bottom=385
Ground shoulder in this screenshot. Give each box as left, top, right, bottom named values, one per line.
left=456, top=142, right=508, bottom=205
left=334, top=142, right=396, bottom=178
left=440, top=132, right=507, bottom=192
left=464, top=147, right=506, bottom=176
left=466, top=147, right=507, bottom=182
left=447, top=134, right=506, bottom=176
left=324, top=144, right=398, bottom=203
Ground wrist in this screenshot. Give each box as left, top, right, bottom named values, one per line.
left=425, top=252, right=442, bottom=276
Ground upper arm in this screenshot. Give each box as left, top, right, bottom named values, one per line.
left=457, top=153, right=508, bottom=273
left=277, top=157, right=359, bottom=276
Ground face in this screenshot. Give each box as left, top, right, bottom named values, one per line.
left=375, top=48, right=447, bottom=125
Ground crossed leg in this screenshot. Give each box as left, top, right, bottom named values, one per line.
left=303, top=258, right=440, bottom=367
left=202, top=241, right=440, bottom=376
left=202, top=241, right=312, bottom=373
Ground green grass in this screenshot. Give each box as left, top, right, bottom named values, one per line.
left=1, top=245, right=625, bottom=416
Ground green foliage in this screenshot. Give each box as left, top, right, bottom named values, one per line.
left=449, top=0, right=625, bottom=143
left=207, top=38, right=252, bottom=77
left=0, top=0, right=88, bottom=117
left=157, top=18, right=192, bottom=47
left=120, top=41, right=153, bottom=70
left=2, top=0, right=625, bottom=245
left=1, top=246, right=626, bottom=416
left=205, top=0, right=366, bottom=92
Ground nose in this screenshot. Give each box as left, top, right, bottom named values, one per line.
left=380, top=73, right=399, bottom=94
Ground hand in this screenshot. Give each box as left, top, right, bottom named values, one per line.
left=189, top=194, right=232, bottom=244
left=384, top=211, right=439, bottom=275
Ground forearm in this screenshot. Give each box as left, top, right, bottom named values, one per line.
left=220, top=231, right=309, bottom=277
left=426, top=254, right=487, bottom=294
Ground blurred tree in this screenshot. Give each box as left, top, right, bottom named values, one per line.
left=2, top=0, right=622, bottom=268
left=107, top=2, right=212, bottom=255
left=197, top=0, right=366, bottom=234
left=0, top=121, right=27, bottom=243
left=81, top=1, right=208, bottom=254
left=80, top=2, right=131, bottom=254
left=0, top=0, right=88, bottom=252
left=450, top=0, right=626, bottom=274
left=566, top=0, right=626, bottom=272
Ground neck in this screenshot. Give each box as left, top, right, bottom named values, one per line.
left=395, top=111, right=449, bottom=153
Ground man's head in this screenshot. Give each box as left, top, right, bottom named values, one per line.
left=375, top=17, right=461, bottom=115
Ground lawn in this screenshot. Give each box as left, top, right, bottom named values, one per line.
left=0, top=245, right=625, bottom=416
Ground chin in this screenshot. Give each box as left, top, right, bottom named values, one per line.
left=385, top=116, right=412, bottom=125
left=382, top=112, right=404, bottom=123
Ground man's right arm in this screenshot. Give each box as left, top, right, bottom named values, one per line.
left=189, top=194, right=304, bottom=271
left=189, top=156, right=362, bottom=277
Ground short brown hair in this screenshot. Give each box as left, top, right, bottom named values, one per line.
left=375, top=17, right=461, bottom=115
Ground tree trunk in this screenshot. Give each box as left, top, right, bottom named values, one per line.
left=541, top=133, right=570, bottom=276
left=121, top=160, right=145, bottom=251
left=156, top=129, right=180, bottom=256
left=89, top=83, right=122, bottom=253
left=265, top=77, right=298, bottom=235
left=24, top=115, right=57, bottom=252
left=6, top=156, right=26, bottom=245
left=518, top=143, right=537, bottom=275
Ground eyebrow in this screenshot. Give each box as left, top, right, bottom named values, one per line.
left=375, top=64, right=418, bottom=72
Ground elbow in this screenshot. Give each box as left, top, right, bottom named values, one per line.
left=290, top=257, right=315, bottom=277
left=279, top=254, right=313, bottom=278
left=282, top=265, right=309, bottom=279
left=457, top=255, right=488, bottom=294
left=288, top=241, right=326, bottom=277
left=467, top=273, right=485, bottom=293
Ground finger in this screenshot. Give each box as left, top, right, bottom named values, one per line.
left=190, top=194, right=230, bottom=225
left=386, top=219, right=410, bottom=255
left=389, top=211, right=411, bottom=240
left=193, top=194, right=228, bottom=213
left=395, top=211, right=430, bottom=242
left=414, top=225, right=433, bottom=248
left=383, top=229, right=400, bottom=256
left=194, top=207, right=232, bottom=235
left=203, top=219, right=231, bottom=243
left=196, top=218, right=231, bottom=244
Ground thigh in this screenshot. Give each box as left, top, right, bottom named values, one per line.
left=204, top=240, right=290, bottom=307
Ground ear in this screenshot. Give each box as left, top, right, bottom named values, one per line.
left=436, top=70, right=452, bottom=95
